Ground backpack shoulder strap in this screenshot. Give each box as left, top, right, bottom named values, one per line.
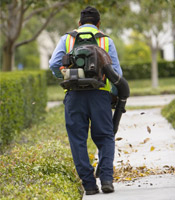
left=66, top=31, right=78, bottom=37
left=95, top=32, right=109, bottom=38
left=67, top=31, right=109, bottom=38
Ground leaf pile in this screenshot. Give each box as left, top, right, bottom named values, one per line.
left=113, top=162, right=175, bottom=182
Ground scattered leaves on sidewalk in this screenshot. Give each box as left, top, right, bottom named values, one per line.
left=113, top=162, right=175, bottom=182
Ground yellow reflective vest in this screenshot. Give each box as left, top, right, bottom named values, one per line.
left=65, top=26, right=110, bottom=92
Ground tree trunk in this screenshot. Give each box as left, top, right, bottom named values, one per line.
left=2, top=41, right=15, bottom=71
left=151, top=47, right=159, bottom=88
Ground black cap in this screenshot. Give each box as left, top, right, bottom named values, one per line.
left=80, top=6, right=100, bottom=25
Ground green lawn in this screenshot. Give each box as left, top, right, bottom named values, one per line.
left=129, top=77, right=175, bottom=96
left=47, top=85, right=65, bottom=101
left=47, top=77, right=175, bottom=101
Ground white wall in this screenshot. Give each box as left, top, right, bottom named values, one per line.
left=37, top=31, right=60, bottom=70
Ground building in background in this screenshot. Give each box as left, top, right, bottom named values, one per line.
left=37, top=31, right=60, bottom=70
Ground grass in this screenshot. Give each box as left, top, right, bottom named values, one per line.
left=162, top=99, right=175, bottom=128
left=47, top=77, right=175, bottom=101
left=47, top=85, right=65, bottom=101
left=129, top=77, right=175, bottom=96
left=0, top=105, right=97, bottom=200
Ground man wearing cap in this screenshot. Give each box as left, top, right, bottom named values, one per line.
left=49, top=6, right=122, bottom=195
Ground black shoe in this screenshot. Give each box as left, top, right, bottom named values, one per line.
left=85, top=185, right=99, bottom=195
left=101, top=181, right=114, bottom=193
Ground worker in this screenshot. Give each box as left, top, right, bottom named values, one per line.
left=49, top=6, right=123, bottom=195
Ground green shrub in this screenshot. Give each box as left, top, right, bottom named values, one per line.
left=0, top=141, right=83, bottom=200
left=0, top=105, right=95, bottom=199
left=162, top=99, right=175, bottom=128
left=0, top=71, right=47, bottom=146
left=121, top=61, right=175, bottom=80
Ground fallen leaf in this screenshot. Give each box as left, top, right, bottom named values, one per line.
left=89, top=154, right=95, bottom=160
left=140, top=112, right=145, bottom=115
left=139, top=173, right=146, bottom=177
left=115, top=137, right=123, bottom=141
left=163, top=165, right=169, bottom=168
left=144, top=138, right=150, bottom=144
left=147, top=126, right=151, bottom=133
left=150, top=146, right=155, bottom=151
left=124, top=177, right=132, bottom=181
left=92, top=162, right=97, bottom=167
left=123, top=151, right=129, bottom=154
left=137, top=166, right=146, bottom=170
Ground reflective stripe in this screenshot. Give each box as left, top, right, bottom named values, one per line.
left=66, top=35, right=70, bottom=53
left=69, top=36, right=75, bottom=52
left=101, top=37, right=105, bottom=49
left=104, top=37, right=109, bottom=52
left=66, top=35, right=75, bottom=53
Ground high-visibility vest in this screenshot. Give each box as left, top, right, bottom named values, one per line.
left=65, top=26, right=110, bottom=92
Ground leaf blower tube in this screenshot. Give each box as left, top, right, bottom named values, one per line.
left=103, top=64, right=130, bottom=134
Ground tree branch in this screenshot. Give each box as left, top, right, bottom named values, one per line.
left=23, top=1, right=69, bottom=24
left=15, top=8, right=59, bottom=48
left=12, top=0, right=25, bottom=41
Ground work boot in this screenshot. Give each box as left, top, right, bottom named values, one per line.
left=85, top=185, right=99, bottom=195
left=101, top=181, right=114, bottom=193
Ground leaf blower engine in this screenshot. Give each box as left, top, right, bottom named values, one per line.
left=60, top=32, right=107, bottom=90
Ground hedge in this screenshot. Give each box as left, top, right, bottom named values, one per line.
left=162, top=99, right=175, bottom=129
left=121, top=61, right=175, bottom=80
left=0, top=71, right=47, bottom=146
left=0, top=105, right=97, bottom=199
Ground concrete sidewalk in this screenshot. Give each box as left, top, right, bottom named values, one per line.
left=126, top=94, right=175, bottom=106
left=83, top=174, right=175, bottom=200
left=83, top=95, right=175, bottom=200
left=47, top=94, right=175, bottom=109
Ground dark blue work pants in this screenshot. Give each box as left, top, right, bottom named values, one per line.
left=64, top=90, right=115, bottom=189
